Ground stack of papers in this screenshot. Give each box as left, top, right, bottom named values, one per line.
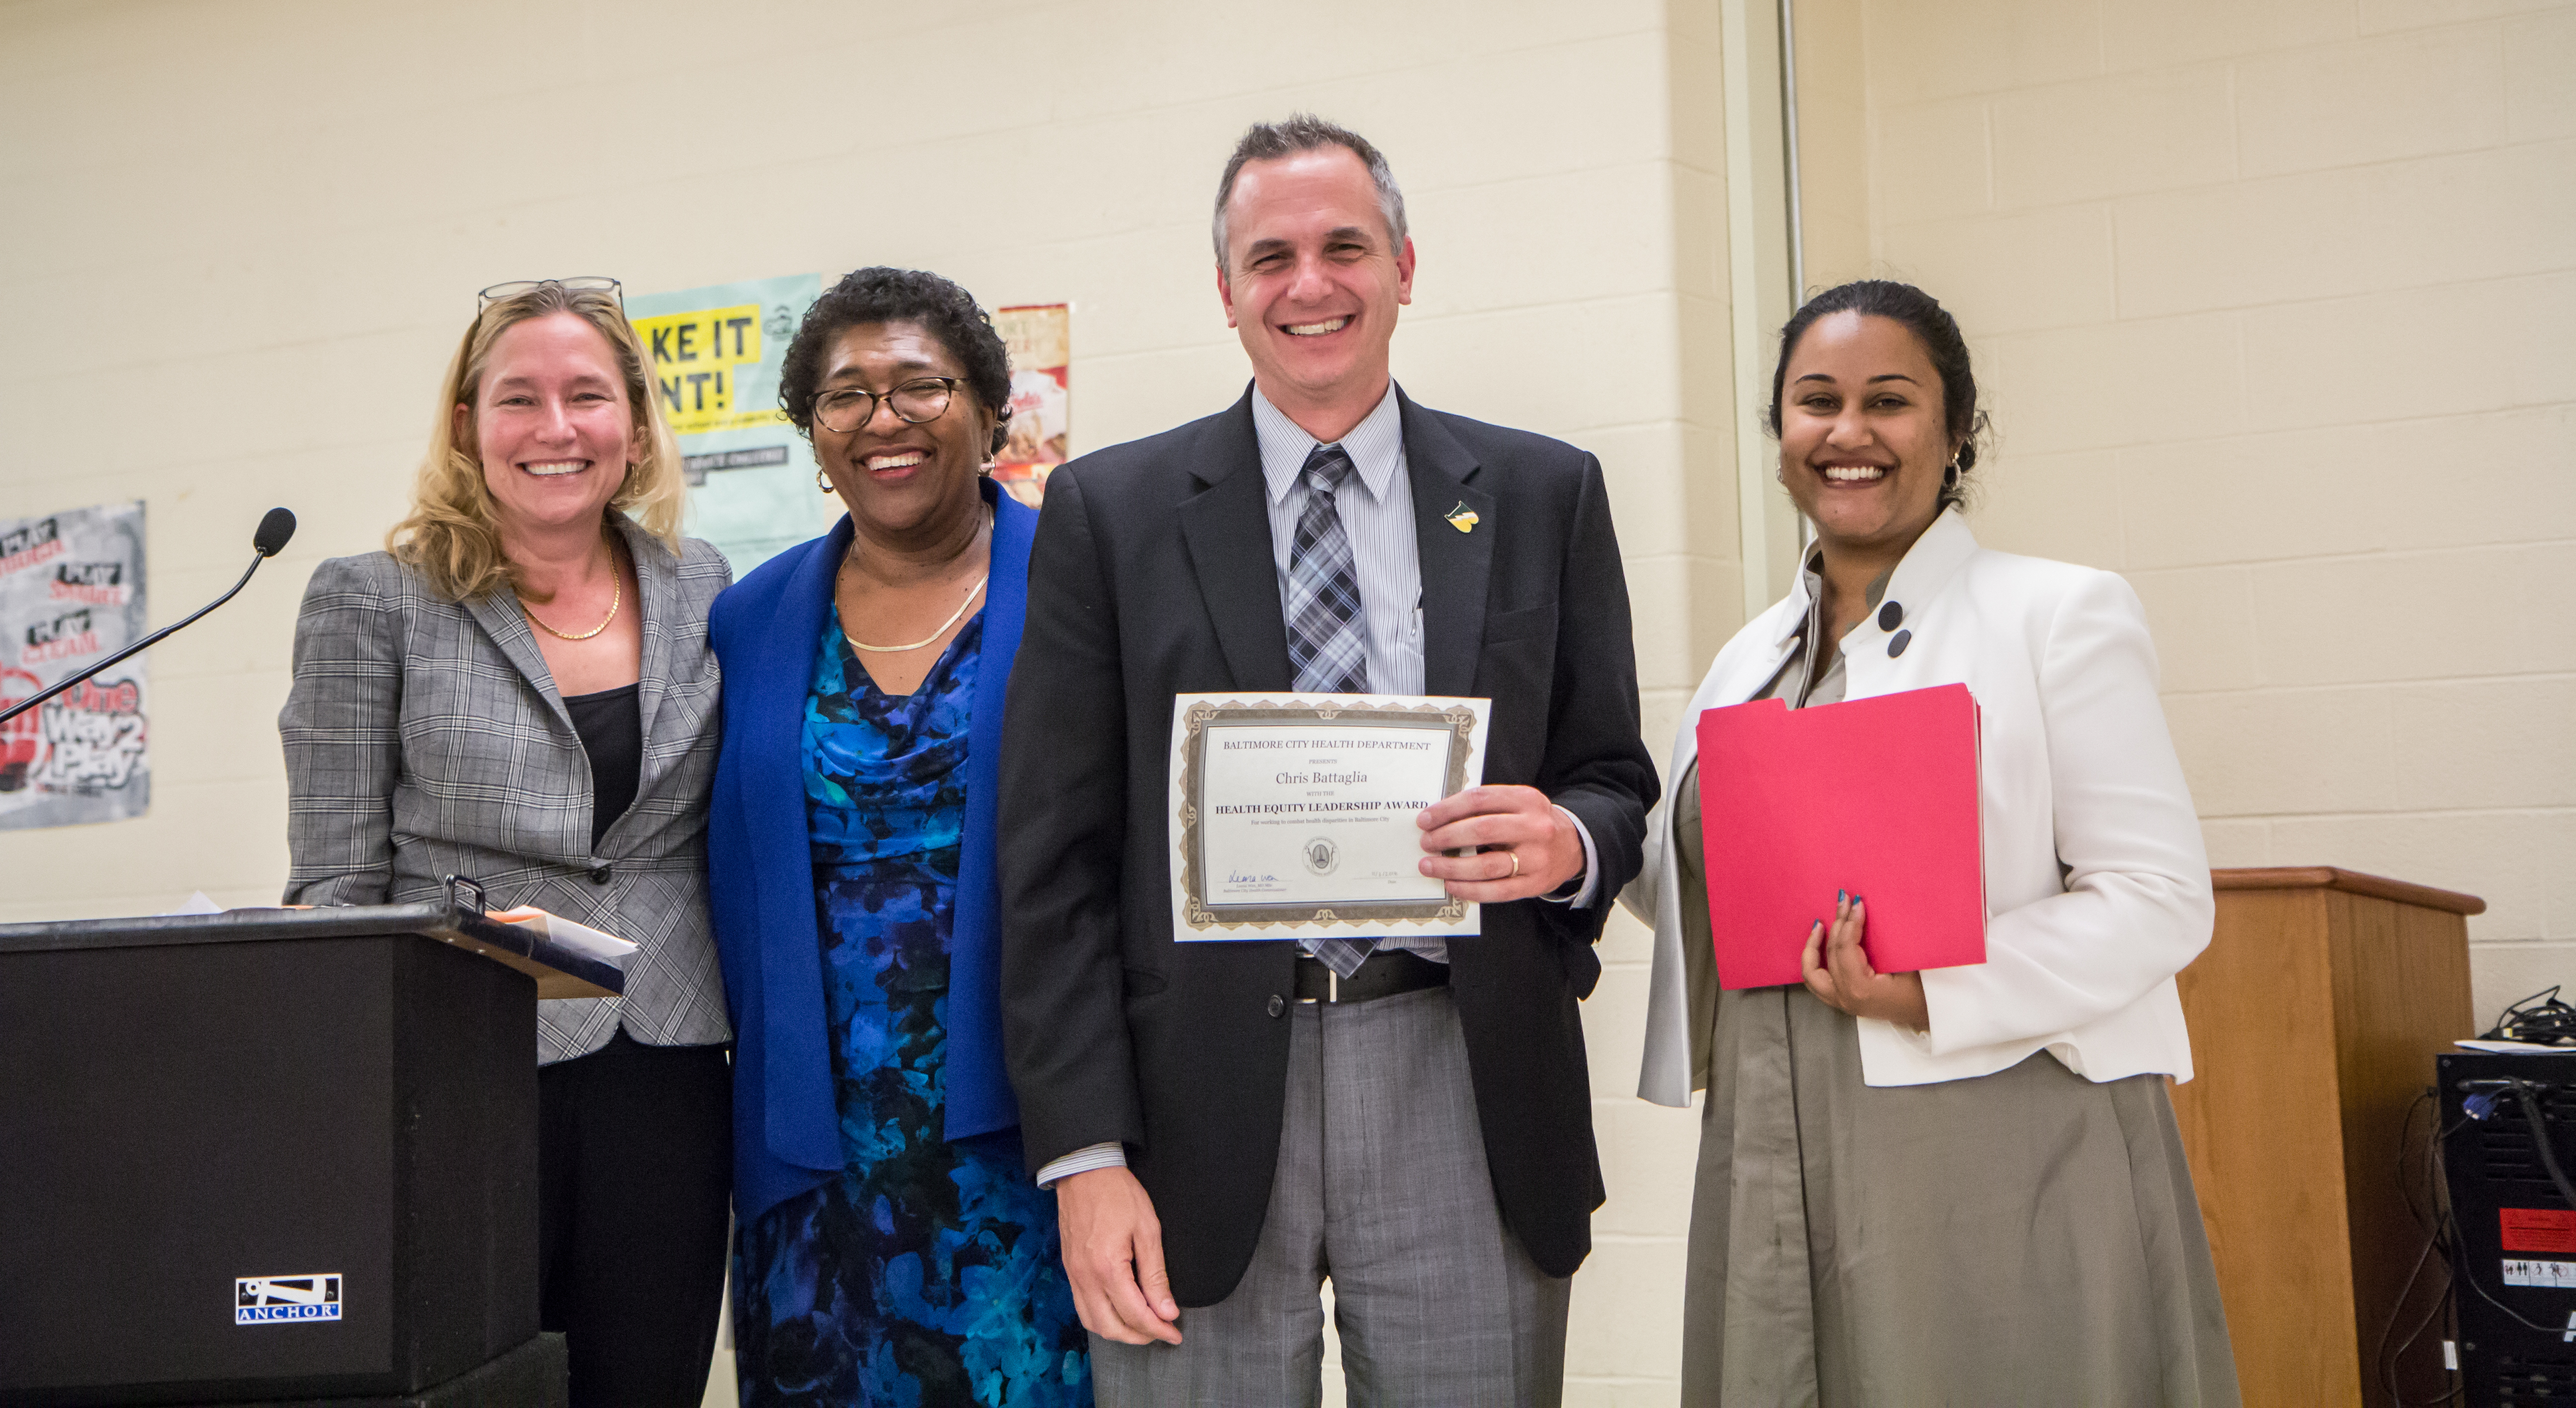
left=489, top=907, right=637, bottom=970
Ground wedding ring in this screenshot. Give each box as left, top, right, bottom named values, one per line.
left=1507, top=851, right=1522, bottom=879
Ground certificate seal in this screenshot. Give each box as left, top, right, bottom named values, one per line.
left=1301, top=836, right=1340, bottom=876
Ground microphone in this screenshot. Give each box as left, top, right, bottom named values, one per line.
left=253, top=507, right=296, bottom=558
left=0, top=508, right=298, bottom=728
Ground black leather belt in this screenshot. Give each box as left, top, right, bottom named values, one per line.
left=1294, top=949, right=1449, bottom=1004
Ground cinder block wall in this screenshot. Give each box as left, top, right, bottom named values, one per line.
left=1829, top=0, right=2576, bottom=1026
left=6, top=0, right=2565, bottom=1403
left=0, top=1, right=1729, bottom=1402
left=0, top=0, right=1736, bottom=919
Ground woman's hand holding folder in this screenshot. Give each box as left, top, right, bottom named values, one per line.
left=1799, top=891, right=1929, bottom=1031
left=1696, top=684, right=1985, bottom=990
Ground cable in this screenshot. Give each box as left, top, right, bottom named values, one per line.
left=2482, top=986, right=2576, bottom=1045
left=2378, top=1096, right=2434, bottom=1359
left=2399, top=1090, right=2442, bottom=1231
left=2513, top=1081, right=2576, bottom=1211
left=2377, top=1225, right=2448, bottom=1405
left=2443, top=1086, right=2576, bottom=1338
left=2449, top=1237, right=2571, bottom=1337
left=2400, top=1292, right=2462, bottom=1408
left=2378, top=1091, right=2465, bottom=1406
left=2405, top=1089, right=2467, bottom=1407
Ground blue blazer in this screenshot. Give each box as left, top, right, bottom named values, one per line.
left=706, top=478, right=1036, bottom=1228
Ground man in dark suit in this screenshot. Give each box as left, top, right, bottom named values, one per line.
left=999, top=114, right=1657, bottom=1406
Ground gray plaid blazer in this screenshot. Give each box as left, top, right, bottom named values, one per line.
left=279, top=518, right=732, bottom=1064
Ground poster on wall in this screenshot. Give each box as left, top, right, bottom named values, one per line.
left=0, top=500, right=149, bottom=832
left=628, top=273, right=833, bottom=576
left=992, top=303, right=1071, bottom=507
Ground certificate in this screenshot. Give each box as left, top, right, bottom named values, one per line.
left=1168, top=693, right=1490, bottom=941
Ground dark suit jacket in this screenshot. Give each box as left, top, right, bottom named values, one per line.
left=998, top=385, right=1658, bottom=1305
left=705, top=479, right=1038, bottom=1229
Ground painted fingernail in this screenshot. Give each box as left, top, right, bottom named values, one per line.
left=1839, top=889, right=1848, bottom=904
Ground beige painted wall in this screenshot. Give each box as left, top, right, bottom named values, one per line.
left=4, top=0, right=2566, bottom=1403
left=1795, top=0, right=2576, bottom=1031
left=0, top=0, right=1732, bottom=1401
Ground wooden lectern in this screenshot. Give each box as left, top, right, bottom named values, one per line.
left=2173, top=866, right=2485, bottom=1408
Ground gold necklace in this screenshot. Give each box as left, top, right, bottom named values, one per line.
left=843, top=573, right=987, bottom=653
left=840, top=505, right=992, bottom=654
left=524, top=566, right=621, bottom=642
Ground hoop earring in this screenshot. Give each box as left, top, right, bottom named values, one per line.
left=1942, top=459, right=1961, bottom=492
left=816, top=466, right=836, bottom=494
left=980, top=461, right=997, bottom=478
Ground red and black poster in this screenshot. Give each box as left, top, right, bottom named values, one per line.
left=0, top=499, right=148, bottom=830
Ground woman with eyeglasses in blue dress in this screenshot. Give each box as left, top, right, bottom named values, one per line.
left=704, top=267, right=1089, bottom=1406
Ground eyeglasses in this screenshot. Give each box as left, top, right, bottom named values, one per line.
left=812, top=377, right=962, bottom=435
left=477, top=277, right=624, bottom=310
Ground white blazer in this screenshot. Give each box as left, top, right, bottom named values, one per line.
left=1627, top=509, right=2212, bottom=1106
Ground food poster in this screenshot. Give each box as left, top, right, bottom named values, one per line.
left=0, top=500, right=149, bottom=831
left=991, top=303, right=1070, bottom=507
left=629, top=273, right=832, bottom=576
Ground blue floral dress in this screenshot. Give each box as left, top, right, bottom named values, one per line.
left=733, top=609, right=1090, bottom=1408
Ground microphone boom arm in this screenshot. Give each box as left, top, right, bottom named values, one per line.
left=0, top=549, right=272, bottom=729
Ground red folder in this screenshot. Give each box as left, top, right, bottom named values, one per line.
left=1694, top=683, right=1986, bottom=990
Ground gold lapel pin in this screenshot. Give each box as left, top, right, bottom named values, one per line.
left=1445, top=502, right=1480, bottom=534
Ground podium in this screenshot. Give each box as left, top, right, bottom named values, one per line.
left=2171, top=866, right=2485, bottom=1408
left=0, top=884, right=623, bottom=1407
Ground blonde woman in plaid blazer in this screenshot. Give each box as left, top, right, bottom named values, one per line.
left=280, top=280, right=732, bottom=1408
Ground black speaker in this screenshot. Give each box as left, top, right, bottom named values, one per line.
left=0, top=918, right=544, bottom=1405
left=177, top=1333, right=568, bottom=1408
left=2441, top=1051, right=2576, bottom=1408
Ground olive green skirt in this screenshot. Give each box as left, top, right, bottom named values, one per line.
left=1683, top=982, right=2242, bottom=1407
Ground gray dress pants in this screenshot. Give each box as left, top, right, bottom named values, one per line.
left=1090, top=986, right=1572, bottom=1408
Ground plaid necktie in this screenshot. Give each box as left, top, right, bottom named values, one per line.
left=1286, top=443, right=1376, bottom=978
left=1286, top=445, right=1370, bottom=696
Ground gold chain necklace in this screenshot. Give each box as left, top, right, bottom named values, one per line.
left=840, top=505, right=992, bottom=654
left=843, top=573, right=987, bottom=653
left=523, top=555, right=622, bottom=642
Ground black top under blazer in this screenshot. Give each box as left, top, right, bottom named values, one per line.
left=997, top=386, right=1659, bottom=1305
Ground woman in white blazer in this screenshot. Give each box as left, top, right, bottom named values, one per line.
left=1626, top=281, right=2239, bottom=1406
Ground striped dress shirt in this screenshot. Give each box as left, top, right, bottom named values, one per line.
left=1251, top=383, right=1597, bottom=955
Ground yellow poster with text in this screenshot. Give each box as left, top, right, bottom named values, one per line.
left=628, top=274, right=826, bottom=575
left=632, top=303, right=774, bottom=437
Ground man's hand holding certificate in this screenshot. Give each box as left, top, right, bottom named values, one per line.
left=1169, top=693, right=1495, bottom=940
left=1413, top=782, right=1589, bottom=904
